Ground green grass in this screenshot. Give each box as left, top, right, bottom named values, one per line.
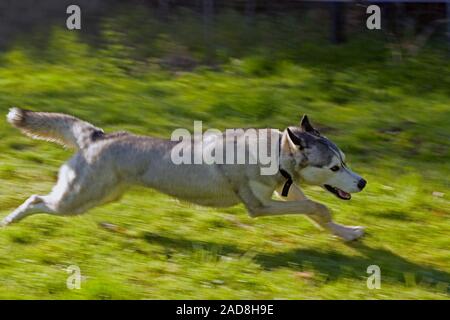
left=0, top=27, right=449, bottom=299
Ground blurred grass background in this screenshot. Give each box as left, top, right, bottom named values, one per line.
left=0, top=2, right=449, bottom=299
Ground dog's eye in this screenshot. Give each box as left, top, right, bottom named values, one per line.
left=330, top=165, right=340, bottom=172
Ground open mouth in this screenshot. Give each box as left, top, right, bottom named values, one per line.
left=324, top=184, right=351, bottom=200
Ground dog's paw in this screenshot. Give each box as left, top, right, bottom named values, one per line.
left=333, top=225, right=365, bottom=242
left=0, top=218, right=11, bottom=228
left=346, top=226, right=365, bottom=241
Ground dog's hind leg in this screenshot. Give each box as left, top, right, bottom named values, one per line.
left=2, top=154, right=124, bottom=227
left=2, top=184, right=123, bottom=227
left=1, top=194, right=56, bottom=226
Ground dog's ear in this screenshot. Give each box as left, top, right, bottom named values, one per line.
left=300, top=114, right=320, bottom=136
left=286, top=127, right=306, bottom=150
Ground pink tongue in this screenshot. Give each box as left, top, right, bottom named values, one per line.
left=337, top=189, right=350, bottom=199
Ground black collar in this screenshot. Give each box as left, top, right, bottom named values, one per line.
left=279, top=135, right=293, bottom=197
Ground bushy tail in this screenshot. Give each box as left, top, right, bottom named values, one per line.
left=7, top=107, right=104, bottom=149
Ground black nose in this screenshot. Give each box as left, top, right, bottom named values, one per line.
left=358, top=178, right=367, bottom=190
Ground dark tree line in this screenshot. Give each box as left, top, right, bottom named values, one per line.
left=0, top=0, right=447, bottom=50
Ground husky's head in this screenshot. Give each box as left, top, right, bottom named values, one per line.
left=280, top=115, right=366, bottom=200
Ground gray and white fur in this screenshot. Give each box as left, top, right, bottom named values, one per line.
left=2, top=108, right=367, bottom=241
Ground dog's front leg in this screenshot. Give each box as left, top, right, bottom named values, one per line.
left=254, top=199, right=364, bottom=241
left=274, top=183, right=364, bottom=241
left=239, top=182, right=364, bottom=241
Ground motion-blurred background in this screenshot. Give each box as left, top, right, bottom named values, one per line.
left=0, top=0, right=448, bottom=299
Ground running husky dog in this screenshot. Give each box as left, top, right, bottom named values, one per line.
left=2, top=108, right=367, bottom=241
